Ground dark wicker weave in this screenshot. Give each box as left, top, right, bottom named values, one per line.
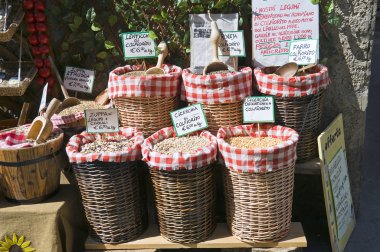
left=274, top=91, right=323, bottom=162
left=223, top=164, right=295, bottom=242
left=72, top=161, right=147, bottom=243
left=149, top=164, right=216, bottom=243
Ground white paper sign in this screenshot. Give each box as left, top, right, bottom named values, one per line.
left=289, top=39, right=318, bottom=65
left=218, top=31, right=246, bottom=57
left=252, top=0, right=319, bottom=67
left=170, top=104, right=208, bottom=137
left=63, top=67, right=95, bottom=94
left=38, top=83, right=48, bottom=112
left=85, top=108, right=119, bottom=133
left=122, top=32, right=156, bottom=59
left=243, top=96, right=275, bottom=123
left=190, top=13, right=238, bottom=70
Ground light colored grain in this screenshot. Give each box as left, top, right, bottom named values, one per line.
left=226, top=136, right=283, bottom=149
left=80, top=136, right=133, bottom=153
left=57, top=101, right=105, bottom=116
left=153, top=136, right=210, bottom=155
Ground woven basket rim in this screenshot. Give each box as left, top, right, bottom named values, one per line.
left=109, top=64, right=182, bottom=77
left=182, top=66, right=252, bottom=79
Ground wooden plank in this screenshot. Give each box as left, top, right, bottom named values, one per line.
left=85, top=223, right=307, bottom=250
left=295, top=158, right=321, bottom=175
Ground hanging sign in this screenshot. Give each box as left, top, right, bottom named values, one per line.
left=252, top=0, right=319, bottom=67
left=318, top=114, right=356, bottom=252
left=63, top=66, right=95, bottom=94
left=289, top=39, right=318, bottom=65
left=243, top=96, right=275, bottom=123
left=38, top=83, right=48, bottom=113
left=84, top=108, right=119, bottom=133
left=121, top=32, right=156, bottom=59
left=170, top=104, right=208, bottom=137
left=218, top=31, right=246, bottom=57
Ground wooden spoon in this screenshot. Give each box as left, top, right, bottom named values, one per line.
left=95, top=88, right=110, bottom=106
left=203, top=13, right=228, bottom=75
left=17, top=102, right=30, bottom=127
left=27, top=98, right=61, bottom=144
left=145, top=41, right=168, bottom=75
left=274, top=62, right=298, bottom=78
left=48, top=56, right=81, bottom=110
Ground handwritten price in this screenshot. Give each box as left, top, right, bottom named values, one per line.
left=129, top=47, right=154, bottom=54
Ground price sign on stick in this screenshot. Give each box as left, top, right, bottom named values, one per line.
left=85, top=108, right=119, bottom=134
left=243, top=96, right=275, bottom=123
left=218, top=31, right=246, bottom=57
left=121, top=32, right=157, bottom=59
left=38, top=83, right=48, bottom=113
left=63, top=67, right=95, bottom=94
left=289, top=39, right=318, bottom=65
left=170, top=104, right=208, bottom=137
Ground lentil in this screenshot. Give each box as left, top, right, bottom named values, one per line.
left=153, top=136, right=210, bottom=155
left=226, top=136, right=283, bottom=149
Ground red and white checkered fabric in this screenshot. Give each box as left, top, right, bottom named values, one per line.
left=182, top=67, right=253, bottom=104
left=108, top=64, right=182, bottom=99
left=217, top=124, right=299, bottom=173
left=142, top=127, right=217, bottom=171
left=66, top=127, right=144, bottom=164
left=51, top=112, right=85, bottom=126
left=254, top=64, right=330, bottom=97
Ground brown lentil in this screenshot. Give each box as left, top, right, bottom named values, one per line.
left=226, top=136, right=283, bottom=149
left=153, top=136, right=210, bottom=155
left=58, top=101, right=105, bottom=116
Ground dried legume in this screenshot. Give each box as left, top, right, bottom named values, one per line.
left=80, top=136, right=133, bottom=153
left=153, top=136, right=210, bottom=155
left=58, top=101, right=105, bottom=116
left=226, top=136, right=282, bottom=149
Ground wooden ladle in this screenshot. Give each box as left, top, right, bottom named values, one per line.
left=145, top=41, right=168, bottom=75
left=48, top=56, right=81, bottom=110
left=27, top=98, right=61, bottom=144
left=203, top=13, right=228, bottom=75
left=274, top=62, right=298, bottom=78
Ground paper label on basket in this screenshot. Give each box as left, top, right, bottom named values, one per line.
left=170, top=104, right=208, bottom=137
left=218, top=31, right=246, bottom=57
left=39, top=83, right=48, bottom=113
left=243, top=96, right=275, bottom=123
left=63, top=67, right=95, bottom=94
left=288, top=39, right=318, bottom=65
left=121, top=32, right=157, bottom=59
left=84, top=108, right=119, bottom=133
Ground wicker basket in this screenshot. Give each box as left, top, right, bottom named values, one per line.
left=0, top=61, right=37, bottom=96
left=0, top=4, right=24, bottom=42
left=217, top=124, right=299, bottom=242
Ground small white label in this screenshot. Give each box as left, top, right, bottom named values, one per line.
left=243, top=96, right=275, bottom=123
left=218, top=31, right=246, bottom=57
left=122, top=32, right=156, bottom=59
left=63, top=66, right=95, bottom=94
left=85, top=108, right=119, bottom=133
left=289, top=39, right=318, bottom=65
left=39, top=83, right=48, bottom=112
left=170, top=104, right=208, bottom=137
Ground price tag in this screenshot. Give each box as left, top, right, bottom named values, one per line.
left=63, top=66, right=95, bottom=94
left=38, top=83, right=48, bottom=113
left=84, top=108, right=119, bottom=134
left=170, top=104, right=208, bottom=137
left=243, top=96, right=275, bottom=123
left=218, top=31, right=246, bottom=57
left=288, top=39, right=318, bottom=65
left=121, top=32, right=157, bottom=59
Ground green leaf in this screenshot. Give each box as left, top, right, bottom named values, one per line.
left=95, top=31, right=105, bottom=41
left=310, top=0, right=320, bottom=4
left=214, top=0, right=228, bottom=9
left=96, top=51, right=108, bottom=59
left=161, top=10, right=169, bottom=19
left=108, top=15, right=118, bottom=27
left=94, top=62, right=104, bottom=71
left=73, top=16, right=82, bottom=27
left=86, top=7, right=96, bottom=22
left=68, top=24, right=77, bottom=32
left=91, top=22, right=102, bottom=31
left=104, top=40, right=115, bottom=49
left=326, top=0, right=334, bottom=13
left=191, top=0, right=201, bottom=3
left=151, top=14, right=163, bottom=22
left=148, top=31, right=158, bottom=40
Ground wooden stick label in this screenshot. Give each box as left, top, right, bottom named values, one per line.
left=84, top=108, right=119, bottom=133
left=63, top=66, right=95, bottom=94
left=170, top=104, right=208, bottom=137
left=218, top=31, right=246, bottom=57
left=243, top=96, right=275, bottom=123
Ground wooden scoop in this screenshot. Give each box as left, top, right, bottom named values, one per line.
left=27, top=98, right=61, bottom=144
left=203, top=13, right=228, bottom=75
left=274, top=62, right=298, bottom=78
left=48, top=56, right=81, bottom=110
left=145, top=41, right=168, bottom=75
left=95, top=88, right=110, bottom=105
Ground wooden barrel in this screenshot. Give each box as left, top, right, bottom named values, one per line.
left=0, top=132, right=64, bottom=203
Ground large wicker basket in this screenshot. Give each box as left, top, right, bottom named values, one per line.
left=217, top=124, right=299, bottom=242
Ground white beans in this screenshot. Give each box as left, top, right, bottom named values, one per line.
left=153, top=136, right=210, bottom=155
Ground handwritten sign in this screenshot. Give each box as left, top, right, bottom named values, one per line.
left=84, top=108, right=119, bottom=134
left=289, top=39, right=318, bottom=65
left=121, top=32, right=156, bottom=59
left=218, top=31, right=246, bottom=57
left=252, top=0, right=319, bottom=66
left=318, top=114, right=355, bottom=252
left=63, top=67, right=95, bottom=94
left=38, top=83, right=48, bottom=113
left=243, top=96, right=275, bottom=123
left=170, top=104, right=208, bottom=137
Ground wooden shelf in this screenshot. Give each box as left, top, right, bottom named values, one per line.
left=85, top=222, right=307, bottom=250
left=295, top=158, right=321, bottom=175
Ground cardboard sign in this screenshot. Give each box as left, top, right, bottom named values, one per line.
left=63, top=67, right=95, bottom=94
left=252, top=0, right=319, bottom=67
left=318, top=114, right=355, bottom=252
left=170, top=104, right=208, bottom=137
left=121, top=32, right=156, bottom=59
left=85, top=108, right=119, bottom=133
left=38, top=83, right=48, bottom=113
left=218, top=31, right=246, bottom=57
left=289, top=39, right=318, bottom=65
left=243, top=96, right=275, bottom=123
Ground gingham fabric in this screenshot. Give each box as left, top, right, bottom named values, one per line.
left=217, top=124, right=299, bottom=173
left=254, top=64, right=330, bottom=97
left=142, top=127, right=217, bottom=171
left=51, top=112, right=84, bottom=126
left=66, top=127, right=144, bottom=164
left=108, top=64, right=182, bottom=99
left=182, top=67, right=252, bottom=104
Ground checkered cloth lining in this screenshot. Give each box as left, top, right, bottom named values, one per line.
left=0, top=125, right=63, bottom=149
left=108, top=64, right=182, bottom=99
left=254, top=64, right=330, bottom=97
left=182, top=67, right=252, bottom=104
left=66, top=127, right=144, bottom=164
left=217, top=124, right=299, bottom=173
left=142, top=127, right=217, bottom=171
